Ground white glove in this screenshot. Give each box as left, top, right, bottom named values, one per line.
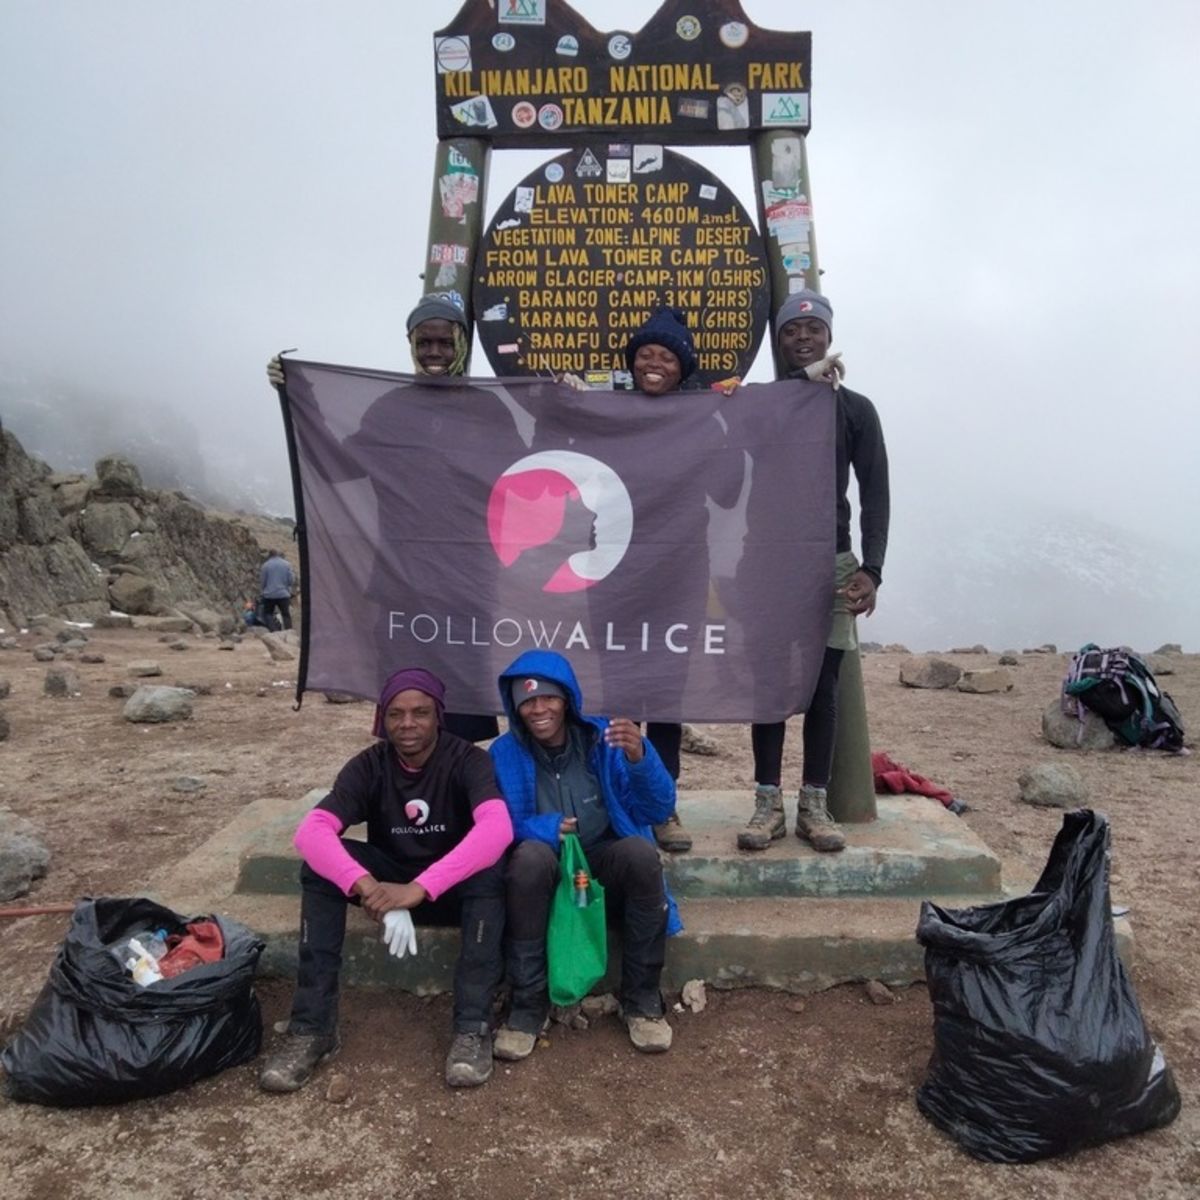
left=381, top=909, right=418, bottom=959
left=266, top=355, right=284, bottom=388
left=556, top=372, right=588, bottom=391
left=804, top=351, right=844, bottom=389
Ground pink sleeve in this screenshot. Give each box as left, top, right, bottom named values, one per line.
left=414, top=798, right=513, bottom=902
left=293, top=808, right=370, bottom=897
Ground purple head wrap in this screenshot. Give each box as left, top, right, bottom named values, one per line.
left=372, top=667, right=446, bottom=737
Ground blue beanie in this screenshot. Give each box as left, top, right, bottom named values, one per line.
left=624, top=306, right=698, bottom=381
left=774, top=289, right=833, bottom=338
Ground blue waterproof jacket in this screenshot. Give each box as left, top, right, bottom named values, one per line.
left=490, top=649, right=682, bottom=935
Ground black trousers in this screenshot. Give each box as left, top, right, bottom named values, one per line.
left=646, top=722, right=682, bottom=781
left=260, top=595, right=292, bottom=631
left=506, top=836, right=667, bottom=1018
left=751, top=646, right=845, bottom=788
left=288, top=840, right=505, bottom=1036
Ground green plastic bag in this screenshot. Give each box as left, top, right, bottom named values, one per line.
left=547, top=834, right=607, bottom=1006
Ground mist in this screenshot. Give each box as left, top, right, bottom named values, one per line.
left=2, top=0, right=1197, bottom=648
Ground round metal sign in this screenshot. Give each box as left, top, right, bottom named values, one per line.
left=473, top=145, right=769, bottom=388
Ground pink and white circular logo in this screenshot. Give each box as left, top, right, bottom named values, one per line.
left=405, top=799, right=430, bottom=826
left=487, top=451, right=634, bottom=593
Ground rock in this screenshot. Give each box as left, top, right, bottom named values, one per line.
left=54, top=629, right=78, bottom=644
left=865, top=980, right=897, bottom=1005
left=171, top=776, right=207, bottom=794
left=0, top=711, right=9, bottom=742
left=998, top=653, right=1020, bottom=666
left=257, top=632, right=296, bottom=663
left=957, top=668, right=1013, bottom=694
left=108, top=572, right=166, bottom=616
left=44, top=666, right=81, bottom=697
left=217, top=639, right=236, bottom=651
left=78, top=501, right=141, bottom=557
left=0, top=807, right=52, bottom=901
left=324, top=1073, right=352, bottom=1105
left=174, top=604, right=224, bottom=634
left=550, top=1004, right=590, bottom=1030
left=1042, top=700, right=1115, bottom=750
left=32, top=645, right=57, bottom=662
left=61, top=638, right=87, bottom=651
left=1018, top=762, right=1087, bottom=808
left=141, top=616, right=194, bottom=634
left=0, top=679, right=9, bottom=700
left=949, top=644, right=988, bottom=654
left=1, top=638, right=18, bottom=650
left=255, top=687, right=268, bottom=698
left=93, top=454, right=144, bottom=497
left=173, top=681, right=212, bottom=696
left=859, top=641, right=883, bottom=654
left=1153, top=643, right=1183, bottom=656
left=323, top=691, right=361, bottom=704
left=681, top=979, right=708, bottom=1012
left=168, top=640, right=189, bottom=651
left=127, top=660, right=163, bottom=677
left=680, top=724, right=720, bottom=757
left=899, top=657, right=962, bottom=690
left=108, top=683, right=138, bottom=698
left=579, top=993, right=619, bottom=1020
left=1023, top=643, right=1058, bottom=655
left=79, top=653, right=106, bottom=664
left=1144, top=655, right=1174, bottom=677
left=785, top=998, right=807, bottom=1015
left=122, top=686, right=194, bottom=723
left=883, top=643, right=911, bottom=654
left=94, top=613, right=133, bottom=629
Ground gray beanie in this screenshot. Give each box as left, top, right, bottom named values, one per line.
left=406, top=295, right=468, bottom=333
left=511, top=676, right=567, bottom=709
left=774, top=289, right=833, bottom=338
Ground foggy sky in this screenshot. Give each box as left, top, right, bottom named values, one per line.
left=2, top=1, right=1198, bottom=646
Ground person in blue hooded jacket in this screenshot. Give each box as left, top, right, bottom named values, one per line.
left=489, top=649, right=681, bottom=1060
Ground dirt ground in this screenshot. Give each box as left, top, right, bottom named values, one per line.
left=0, top=626, right=1196, bottom=1199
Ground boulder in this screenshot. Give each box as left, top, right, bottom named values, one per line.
left=127, top=660, right=163, bottom=677
left=1042, top=699, right=1115, bottom=750
left=79, top=653, right=106, bottom=664
left=883, top=643, right=911, bottom=654
left=257, top=631, right=296, bottom=662
left=93, top=454, right=144, bottom=497
left=1023, top=644, right=1058, bottom=655
left=49, top=476, right=91, bottom=516
left=899, top=657, right=962, bottom=690
left=174, top=604, right=224, bottom=634
left=957, top=668, right=1013, bottom=694
left=78, top=501, right=141, bottom=557
left=94, top=613, right=134, bottom=629
left=1018, top=762, right=1087, bottom=808
left=32, top=645, right=57, bottom=662
left=949, top=644, right=989, bottom=654
left=44, top=666, right=81, bottom=696
left=140, top=616, right=195, bottom=634
left=108, top=571, right=167, bottom=616
left=998, top=652, right=1020, bottom=666
left=859, top=641, right=884, bottom=654
left=17, top=493, right=67, bottom=545
left=1145, top=655, right=1175, bottom=677
left=122, top=686, right=194, bottom=723
left=1153, top=643, right=1183, bottom=655
left=0, top=808, right=52, bottom=900
left=108, top=683, right=138, bottom=698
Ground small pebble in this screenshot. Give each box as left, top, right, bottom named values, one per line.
left=865, top=980, right=897, bottom=1006
left=325, top=1073, right=352, bottom=1104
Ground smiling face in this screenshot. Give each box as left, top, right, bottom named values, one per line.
left=411, top=318, right=460, bottom=375
left=383, top=688, right=440, bottom=766
left=518, top=693, right=567, bottom=748
left=632, top=343, right=683, bottom=396
left=777, top=317, right=831, bottom=372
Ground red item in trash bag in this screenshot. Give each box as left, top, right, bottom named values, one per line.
left=158, top=920, right=224, bottom=979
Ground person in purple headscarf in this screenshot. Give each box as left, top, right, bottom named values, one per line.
left=259, top=667, right=513, bottom=1094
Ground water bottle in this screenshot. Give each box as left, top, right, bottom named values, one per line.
left=573, top=869, right=589, bottom=908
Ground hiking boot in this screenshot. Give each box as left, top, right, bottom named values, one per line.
left=445, top=1030, right=494, bottom=1087
left=737, top=784, right=786, bottom=851
left=680, top=723, right=720, bottom=757
left=493, top=1023, right=543, bottom=1062
left=795, top=785, right=846, bottom=853
left=653, top=811, right=693, bottom=853
left=625, top=1013, right=673, bottom=1053
left=258, top=1031, right=337, bottom=1093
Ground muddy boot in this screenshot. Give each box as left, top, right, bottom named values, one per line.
left=653, top=811, right=693, bottom=853
left=494, top=938, right=549, bottom=1062
left=795, top=784, right=846, bottom=852
left=736, top=785, right=786, bottom=851
left=258, top=1031, right=338, bottom=1093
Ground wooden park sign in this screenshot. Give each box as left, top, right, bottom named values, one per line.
left=422, top=0, right=818, bottom=382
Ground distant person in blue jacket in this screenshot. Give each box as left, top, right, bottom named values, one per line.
left=489, top=650, right=681, bottom=1061
left=259, top=549, right=296, bottom=631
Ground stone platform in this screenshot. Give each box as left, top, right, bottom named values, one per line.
left=154, top=790, right=1129, bottom=995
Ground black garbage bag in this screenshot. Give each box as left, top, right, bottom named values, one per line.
left=1, top=897, right=264, bottom=1106
left=916, top=809, right=1180, bottom=1163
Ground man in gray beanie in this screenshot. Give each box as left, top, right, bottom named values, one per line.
left=739, top=288, right=890, bottom=854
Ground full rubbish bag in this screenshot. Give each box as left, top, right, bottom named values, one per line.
left=916, top=809, right=1180, bottom=1162
left=547, top=834, right=607, bottom=1006
left=1, top=897, right=264, bottom=1106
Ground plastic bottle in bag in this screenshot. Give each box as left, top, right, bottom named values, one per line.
left=111, top=929, right=169, bottom=985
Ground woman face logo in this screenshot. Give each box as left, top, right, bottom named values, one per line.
left=404, top=799, right=430, bottom=826
left=486, top=451, right=634, bottom=593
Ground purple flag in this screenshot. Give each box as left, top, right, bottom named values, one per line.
left=282, top=363, right=835, bottom=722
